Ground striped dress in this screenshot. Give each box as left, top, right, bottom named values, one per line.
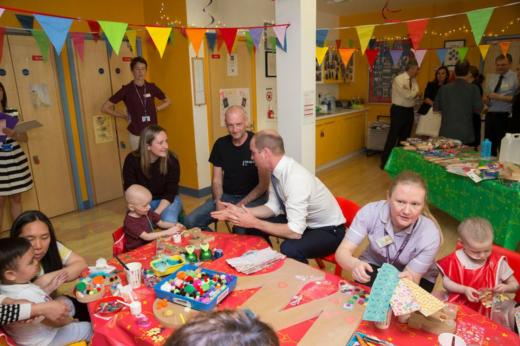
left=0, top=137, right=33, bottom=196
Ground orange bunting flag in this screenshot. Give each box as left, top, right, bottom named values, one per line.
left=146, top=26, right=172, bottom=58
left=338, top=48, right=355, bottom=66
left=185, top=28, right=206, bottom=56
left=499, top=41, right=511, bottom=56
left=478, top=44, right=490, bottom=60
left=218, top=28, right=238, bottom=54
left=316, top=46, right=329, bottom=66
left=406, top=19, right=429, bottom=50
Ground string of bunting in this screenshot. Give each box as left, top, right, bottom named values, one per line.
left=0, top=5, right=290, bottom=61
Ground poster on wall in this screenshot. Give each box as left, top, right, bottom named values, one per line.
left=93, top=115, right=114, bottom=144
left=219, top=88, right=251, bottom=126
left=368, top=40, right=412, bottom=103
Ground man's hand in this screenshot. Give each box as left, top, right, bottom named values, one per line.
left=211, top=201, right=243, bottom=221
left=215, top=200, right=226, bottom=211
left=229, top=206, right=259, bottom=229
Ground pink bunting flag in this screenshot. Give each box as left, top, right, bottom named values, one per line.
left=0, top=8, right=4, bottom=18
left=412, top=49, right=427, bottom=67
left=70, top=33, right=85, bottom=61
left=272, top=25, right=288, bottom=51
left=390, top=49, right=402, bottom=66
left=406, top=19, right=429, bottom=50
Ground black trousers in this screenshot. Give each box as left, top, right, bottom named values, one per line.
left=356, top=263, right=435, bottom=293
left=485, top=111, right=509, bottom=156
left=243, top=215, right=346, bottom=264
left=471, top=113, right=482, bottom=148
left=381, top=104, right=415, bottom=167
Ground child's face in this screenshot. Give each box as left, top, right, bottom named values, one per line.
left=132, top=201, right=151, bottom=216
left=462, top=237, right=493, bottom=264
left=10, top=248, right=40, bottom=284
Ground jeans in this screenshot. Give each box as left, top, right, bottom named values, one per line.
left=150, top=195, right=183, bottom=223
left=184, top=193, right=267, bottom=232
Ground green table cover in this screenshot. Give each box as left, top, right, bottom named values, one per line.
left=385, top=148, right=520, bottom=250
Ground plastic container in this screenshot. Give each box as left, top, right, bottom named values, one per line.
left=125, top=262, right=142, bottom=289
left=499, top=133, right=520, bottom=164
left=480, top=138, right=492, bottom=159
left=150, top=255, right=185, bottom=277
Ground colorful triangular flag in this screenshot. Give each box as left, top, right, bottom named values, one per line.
left=244, top=31, right=255, bottom=55
left=499, top=41, right=511, bottom=55
left=268, top=36, right=277, bottom=52
left=218, top=28, right=238, bottom=54
left=16, top=14, right=34, bottom=30
left=126, top=30, right=137, bottom=53
left=365, top=48, right=379, bottom=68
left=273, top=25, right=287, bottom=52
left=348, top=39, right=354, bottom=48
left=335, top=39, right=341, bottom=50
left=34, top=15, right=73, bottom=55
left=70, top=33, right=85, bottom=61
left=87, top=20, right=101, bottom=41
left=316, top=29, right=328, bottom=47
left=390, top=49, right=402, bottom=66
left=248, top=28, right=263, bottom=49
left=216, top=31, right=224, bottom=51
left=478, top=44, right=490, bottom=60
left=146, top=26, right=172, bottom=58
left=316, top=46, right=329, bottom=66
left=356, top=25, right=375, bottom=54
left=436, top=48, right=448, bottom=64
left=0, top=9, right=4, bottom=18
left=412, top=49, right=427, bottom=67
left=457, top=47, right=469, bottom=61
left=338, top=48, right=355, bottom=67
left=0, top=28, right=5, bottom=64
left=185, top=28, right=206, bottom=56
left=104, top=33, right=113, bottom=57
left=31, top=30, right=49, bottom=61
left=466, top=7, right=494, bottom=45
left=205, top=32, right=217, bottom=52
left=406, top=19, right=429, bottom=50
left=98, top=20, right=128, bottom=55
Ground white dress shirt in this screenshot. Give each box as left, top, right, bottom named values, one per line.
left=264, top=156, right=345, bottom=234
left=391, top=71, right=420, bottom=108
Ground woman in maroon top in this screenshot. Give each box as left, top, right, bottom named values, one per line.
left=101, top=56, right=171, bottom=150
left=122, top=125, right=182, bottom=223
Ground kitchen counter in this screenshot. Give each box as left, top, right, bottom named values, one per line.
left=316, top=107, right=368, bottom=120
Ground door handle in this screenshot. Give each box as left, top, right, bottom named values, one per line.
left=320, top=131, right=325, bottom=138
left=32, top=155, right=40, bottom=164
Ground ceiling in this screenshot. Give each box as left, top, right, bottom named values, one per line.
left=317, top=0, right=462, bottom=16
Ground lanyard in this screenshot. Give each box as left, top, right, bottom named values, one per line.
left=384, top=221, right=416, bottom=265
left=134, top=83, right=147, bottom=115
left=146, top=214, right=154, bottom=232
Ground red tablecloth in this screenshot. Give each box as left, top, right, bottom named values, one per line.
left=89, top=232, right=519, bottom=346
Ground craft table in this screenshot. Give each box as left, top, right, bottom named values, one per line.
left=89, top=232, right=518, bottom=346
left=385, top=147, right=520, bottom=251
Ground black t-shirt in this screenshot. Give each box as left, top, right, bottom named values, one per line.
left=209, top=131, right=258, bottom=196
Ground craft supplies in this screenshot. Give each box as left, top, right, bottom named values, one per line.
left=185, top=245, right=198, bottom=263
left=347, top=332, right=395, bottom=346
left=150, top=255, right=185, bottom=277
left=455, top=321, right=484, bottom=346
left=390, top=280, right=420, bottom=316
left=362, top=264, right=400, bottom=322
left=74, top=272, right=121, bottom=303
left=154, top=264, right=237, bottom=311
left=94, top=296, right=125, bottom=316
left=374, top=308, right=392, bottom=330
left=213, top=248, right=224, bottom=259
left=125, top=262, right=142, bottom=289
left=199, top=243, right=213, bottom=261
left=173, top=233, right=182, bottom=244
left=88, top=257, right=116, bottom=274
left=226, top=247, right=285, bottom=274
left=143, top=269, right=162, bottom=288
left=401, top=279, right=445, bottom=316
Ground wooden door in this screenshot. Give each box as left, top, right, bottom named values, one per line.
left=7, top=35, right=76, bottom=217
left=0, top=37, right=38, bottom=230
left=73, top=40, right=123, bottom=204
left=107, top=43, right=135, bottom=169
left=208, top=40, right=256, bottom=143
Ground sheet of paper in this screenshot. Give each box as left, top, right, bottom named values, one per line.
left=362, top=263, right=400, bottom=322
left=390, top=280, right=420, bottom=316
left=14, top=120, right=42, bottom=133
left=402, top=278, right=445, bottom=316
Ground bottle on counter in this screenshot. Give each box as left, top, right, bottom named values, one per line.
left=480, top=138, right=492, bottom=160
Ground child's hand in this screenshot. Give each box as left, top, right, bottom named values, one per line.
left=463, top=286, right=480, bottom=302
left=493, top=283, right=508, bottom=293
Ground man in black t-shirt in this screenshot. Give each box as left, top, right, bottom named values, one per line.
left=184, top=106, right=268, bottom=231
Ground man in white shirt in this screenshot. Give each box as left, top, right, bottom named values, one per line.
left=212, top=130, right=346, bottom=263
left=381, top=60, right=420, bottom=168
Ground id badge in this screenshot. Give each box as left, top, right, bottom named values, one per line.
left=376, top=235, right=393, bottom=248
left=144, top=93, right=151, bottom=98
left=142, top=115, right=151, bottom=122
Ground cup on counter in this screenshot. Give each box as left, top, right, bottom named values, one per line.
left=125, top=262, right=142, bottom=289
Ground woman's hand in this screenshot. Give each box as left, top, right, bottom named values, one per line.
left=351, top=260, right=373, bottom=283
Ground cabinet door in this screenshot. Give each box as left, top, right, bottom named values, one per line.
left=73, top=39, right=123, bottom=204
left=316, top=120, right=338, bottom=166
left=8, top=35, right=76, bottom=217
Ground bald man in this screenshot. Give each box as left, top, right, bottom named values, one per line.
left=184, top=106, right=268, bottom=232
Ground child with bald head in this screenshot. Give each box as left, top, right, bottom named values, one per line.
left=124, top=184, right=184, bottom=251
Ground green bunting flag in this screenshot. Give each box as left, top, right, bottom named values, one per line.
left=466, top=7, right=494, bottom=45
left=457, top=47, right=469, bottom=61
left=31, top=30, right=49, bottom=61
left=98, top=20, right=128, bottom=55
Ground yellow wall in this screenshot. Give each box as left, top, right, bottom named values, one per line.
left=339, top=0, right=520, bottom=123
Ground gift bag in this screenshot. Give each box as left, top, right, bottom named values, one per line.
left=415, top=108, right=441, bottom=137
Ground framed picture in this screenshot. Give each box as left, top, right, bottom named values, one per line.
left=444, top=39, right=466, bottom=49
left=265, top=51, right=276, bottom=78
left=444, top=39, right=466, bottom=69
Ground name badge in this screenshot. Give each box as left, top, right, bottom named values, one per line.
left=144, top=93, right=151, bottom=98
left=376, top=235, right=393, bottom=248
left=142, top=115, right=151, bottom=122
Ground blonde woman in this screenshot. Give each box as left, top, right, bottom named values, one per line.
left=122, top=125, right=182, bottom=223
left=336, top=171, right=442, bottom=292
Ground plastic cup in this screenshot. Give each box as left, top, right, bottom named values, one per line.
left=125, top=262, right=142, bottom=289
left=374, top=308, right=392, bottom=329
left=129, top=301, right=142, bottom=316
left=173, top=233, right=182, bottom=244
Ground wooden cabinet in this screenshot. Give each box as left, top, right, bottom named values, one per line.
left=316, top=110, right=366, bottom=168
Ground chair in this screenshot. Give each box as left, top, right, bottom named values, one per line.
left=112, top=226, right=126, bottom=257
left=456, top=242, right=520, bottom=302
left=315, top=197, right=361, bottom=276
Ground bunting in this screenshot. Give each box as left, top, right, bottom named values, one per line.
left=98, top=20, right=128, bottom=55
left=335, top=39, right=341, bottom=50
left=413, top=49, right=427, bottom=67
left=365, top=48, right=379, bottom=68
left=276, top=33, right=287, bottom=52
left=248, top=28, right=263, bottom=49
left=436, top=48, right=448, bottom=64
left=316, top=46, right=329, bottom=66
left=244, top=31, right=255, bottom=54
left=31, top=30, right=49, bottom=61
left=466, top=7, right=494, bottom=45
left=457, top=47, right=469, bottom=61
left=338, top=48, right=355, bottom=66
left=356, top=25, right=375, bottom=54
left=86, top=20, right=101, bottom=41
left=15, top=14, right=34, bottom=30
left=218, top=28, right=238, bottom=54
left=0, top=9, right=4, bottom=18
left=185, top=28, right=206, bottom=56
left=499, top=41, right=511, bottom=55
left=406, top=19, right=429, bottom=49
left=268, top=36, right=277, bottom=52
left=390, top=49, right=402, bottom=66
left=216, top=31, right=224, bottom=51
left=126, top=30, right=137, bottom=53
left=478, top=44, right=490, bottom=60
left=146, top=26, right=172, bottom=58
left=205, top=32, right=217, bottom=52
left=70, top=32, right=85, bottom=61
left=34, top=15, right=73, bottom=55
left=273, top=26, right=288, bottom=52
left=316, top=29, right=328, bottom=47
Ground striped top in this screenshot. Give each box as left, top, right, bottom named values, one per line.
left=0, top=137, right=33, bottom=196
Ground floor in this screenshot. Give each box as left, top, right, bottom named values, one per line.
left=42, top=153, right=460, bottom=287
